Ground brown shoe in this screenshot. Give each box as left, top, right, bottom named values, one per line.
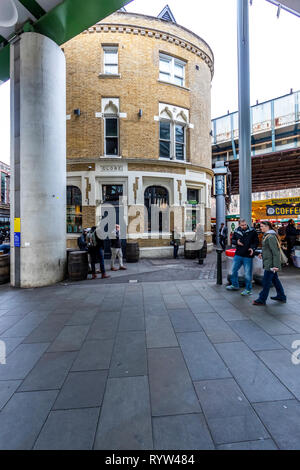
left=101, top=273, right=110, bottom=279
left=91, top=274, right=97, bottom=279
left=119, top=266, right=127, bottom=270
left=111, top=267, right=118, bottom=271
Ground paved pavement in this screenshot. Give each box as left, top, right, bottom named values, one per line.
left=0, top=255, right=300, bottom=450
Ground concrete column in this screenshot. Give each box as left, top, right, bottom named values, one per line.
left=10, top=32, right=66, bottom=287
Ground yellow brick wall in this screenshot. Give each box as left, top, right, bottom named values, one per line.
left=63, top=12, right=213, bottom=170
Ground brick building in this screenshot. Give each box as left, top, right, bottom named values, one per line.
left=64, top=6, right=214, bottom=256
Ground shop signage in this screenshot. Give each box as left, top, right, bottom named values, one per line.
left=100, top=165, right=123, bottom=172
left=266, top=204, right=300, bottom=217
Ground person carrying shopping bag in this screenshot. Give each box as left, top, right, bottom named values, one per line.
left=253, top=221, right=287, bottom=306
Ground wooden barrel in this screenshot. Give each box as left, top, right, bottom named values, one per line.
left=0, top=254, right=10, bottom=284
left=184, top=241, right=199, bottom=259
left=68, top=251, right=88, bottom=281
left=126, top=242, right=140, bottom=262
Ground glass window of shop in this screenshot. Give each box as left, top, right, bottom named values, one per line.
left=1, top=173, right=6, bottom=203
left=66, top=186, right=82, bottom=233
left=102, top=185, right=123, bottom=204
left=186, top=188, right=199, bottom=231
left=144, top=186, right=169, bottom=233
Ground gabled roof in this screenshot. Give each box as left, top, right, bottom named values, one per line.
left=157, top=4, right=176, bottom=23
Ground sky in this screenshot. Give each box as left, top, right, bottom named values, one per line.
left=0, top=0, right=299, bottom=165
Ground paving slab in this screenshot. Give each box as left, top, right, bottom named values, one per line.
left=248, top=311, right=296, bottom=336
left=183, top=295, right=216, bottom=314
left=0, top=336, right=25, bottom=356
left=153, top=414, right=215, bottom=450
left=215, top=342, right=293, bottom=403
left=146, top=315, right=178, bottom=348
left=18, top=351, right=77, bottom=391
left=0, top=390, right=58, bottom=449
left=148, top=347, right=201, bottom=416
left=34, top=408, right=100, bottom=450
left=253, top=400, right=300, bottom=450
left=65, top=310, right=98, bottom=326
left=0, top=316, right=22, bottom=335
left=228, top=320, right=284, bottom=351
left=86, top=312, right=120, bottom=340
left=0, top=380, right=22, bottom=410
left=71, top=339, right=114, bottom=371
left=163, top=294, right=188, bottom=310
left=109, top=331, right=147, bottom=378
left=195, top=313, right=240, bottom=344
left=273, top=334, right=300, bottom=353
left=217, top=439, right=277, bottom=450
left=94, top=376, right=153, bottom=450
left=257, top=349, right=300, bottom=400
left=0, top=342, right=50, bottom=380
left=118, top=306, right=145, bottom=332
left=177, top=332, right=231, bottom=381
left=47, top=325, right=90, bottom=352
left=168, top=309, right=203, bottom=333
left=53, top=370, right=107, bottom=409
left=1, top=312, right=50, bottom=338
left=23, top=314, right=72, bottom=343
left=194, top=379, right=269, bottom=444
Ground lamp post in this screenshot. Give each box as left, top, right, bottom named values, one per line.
left=213, top=161, right=229, bottom=285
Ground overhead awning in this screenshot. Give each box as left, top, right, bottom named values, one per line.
left=0, top=0, right=132, bottom=83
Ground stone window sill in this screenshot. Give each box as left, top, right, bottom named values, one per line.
left=99, top=73, right=121, bottom=79
left=157, top=79, right=190, bottom=92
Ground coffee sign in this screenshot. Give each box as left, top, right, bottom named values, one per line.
left=266, top=204, right=300, bottom=217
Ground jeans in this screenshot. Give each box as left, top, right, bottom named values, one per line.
left=173, top=245, right=179, bottom=258
left=231, top=255, right=253, bottom=291
left=258, top=270, right=286, bottom=304
left=89, top=247, right=106, bottom=274
left=111, top=248, right=124, bottom=268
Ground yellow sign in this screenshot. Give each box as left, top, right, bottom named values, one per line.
left=14, top=218, right=21, bottom=232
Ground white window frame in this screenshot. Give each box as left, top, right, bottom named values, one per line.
left=104, top=116, right=119, bottom=157
left=103, top=46, right=118, bottom=75
left=159, top=53, right=186, bottom=87
left=159, top=120, right=186, bottom=161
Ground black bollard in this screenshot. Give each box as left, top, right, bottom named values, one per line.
left=216, top=248, right=223, bottom=285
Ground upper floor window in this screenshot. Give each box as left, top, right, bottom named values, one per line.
left=159, top=121, right=186, bottom=160
left=103, top=46, right=118, bottom=75
left=105, top=117, right=119, bottom=156
left=159, top=53, right=185, bottom=87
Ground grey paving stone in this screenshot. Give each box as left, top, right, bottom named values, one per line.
left=217, top=439, right=277, bottom=450
left=1, top=312, right=50, bottom=338
left=99, top=298, right=123, bottom=312
left=212, top=306, right=246, bottom=321
left=0, top=380, right=22, bottom=410
left=71, top=339, right=114, bottom=371
left=253, top=400, right=300, bottom=450
left=0, top=390, right=58, bottom=449
left=177, top=332, right=231, bottom=381
left=47, top=325, right=90, bottom=352
left=34, top=408, right=99, bottom=450
left=23, top=314, right=72, bottom=343
left=53, top=370, right=107, bottom=409
left=94, top=376, right=153, bottom=450
left=194, top=379, right=269, bottom=444
left=18, top=351, right=77, bottom=391
left=0, top=316, right=22, bottom=335
left=0, top=342, right=50, bottom=380
left=195, top=313, right=240, bottom=343
left=118, top=306, right=145, bottom=332
left=66, top=310, right=98, bottom=326
left=228, top=320, right=284, bottom=351
left=148, top=348, right=201, bottom=416
left=153, top=414, right=215, bottom=450
left=163, top=294, right=187, bottom=310
left=183, top=295, right=216, bottom=314
left=273, top=334, right=300, bottom=353
left=3, top=305, right=37, bottom=317
left=145, top=315, right=178, bottom=348
left=168, top=309, right=203, bottom=333
left=257, top=349, right=300, bottom=400
left=215, top=342, right=293, bottom=403
left=144, top=303, right=168, bottom=316
left=247, top=311, right=296, bottom=335
left=109, top=331, right=147, bottom=378
left=86, top=311, right=120, bottom=340
left=0, top=336, right=25, bottom=356
left=274, top=314, right=300, bottom=333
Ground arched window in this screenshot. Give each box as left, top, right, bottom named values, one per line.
left=144, top=186, right=169, bottom=233
left=66, top=186, right=82, bottom=233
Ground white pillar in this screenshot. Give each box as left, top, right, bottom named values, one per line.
left=10, top=32, right=66, bottom=287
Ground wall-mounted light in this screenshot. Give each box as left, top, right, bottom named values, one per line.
left=74, top=109, right=81, bottom=116
left=138, top=109, right=143, bottom=118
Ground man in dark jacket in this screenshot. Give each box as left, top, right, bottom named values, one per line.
left=219, top=223, right=228, bottom=250
left=226, top=219, right=259, bottom=295
left=87, top=226, right=110, bottom=279
left=285, top=219, right=297, bottom=260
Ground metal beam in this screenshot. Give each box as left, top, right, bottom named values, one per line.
left=18, top=0, right=46, bottom=19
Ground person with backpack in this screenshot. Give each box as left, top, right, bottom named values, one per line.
left=110, top=224, right=126, bottom=271
left=87, top=226, right=110, bottom=280
left=77, top=229, right=87, bottom=251
left=253, top=221, right=287, bottom=306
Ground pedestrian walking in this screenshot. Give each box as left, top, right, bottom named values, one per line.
left=77, top=229, right=88, bottom=251
left=171, top=229, right=181, bottom=259
left=226, top=219, right=259, bottom=296
left=87, top=226, right=110, bottom=279
left=219, top=223, right=228, bottom=251
left=110, top=224, right=126, bottom=271
left=285, top=219, right=297, bottom=260
left=253, top=221, right=287, bottom=306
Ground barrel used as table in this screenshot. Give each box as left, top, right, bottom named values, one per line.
left=68, top=251, right=89, bottom=281
left=126, top=242, right=140, bottom=262
left=184, top=241, right=199, bottom=259
left=0, top=254, right=10, bottom=284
